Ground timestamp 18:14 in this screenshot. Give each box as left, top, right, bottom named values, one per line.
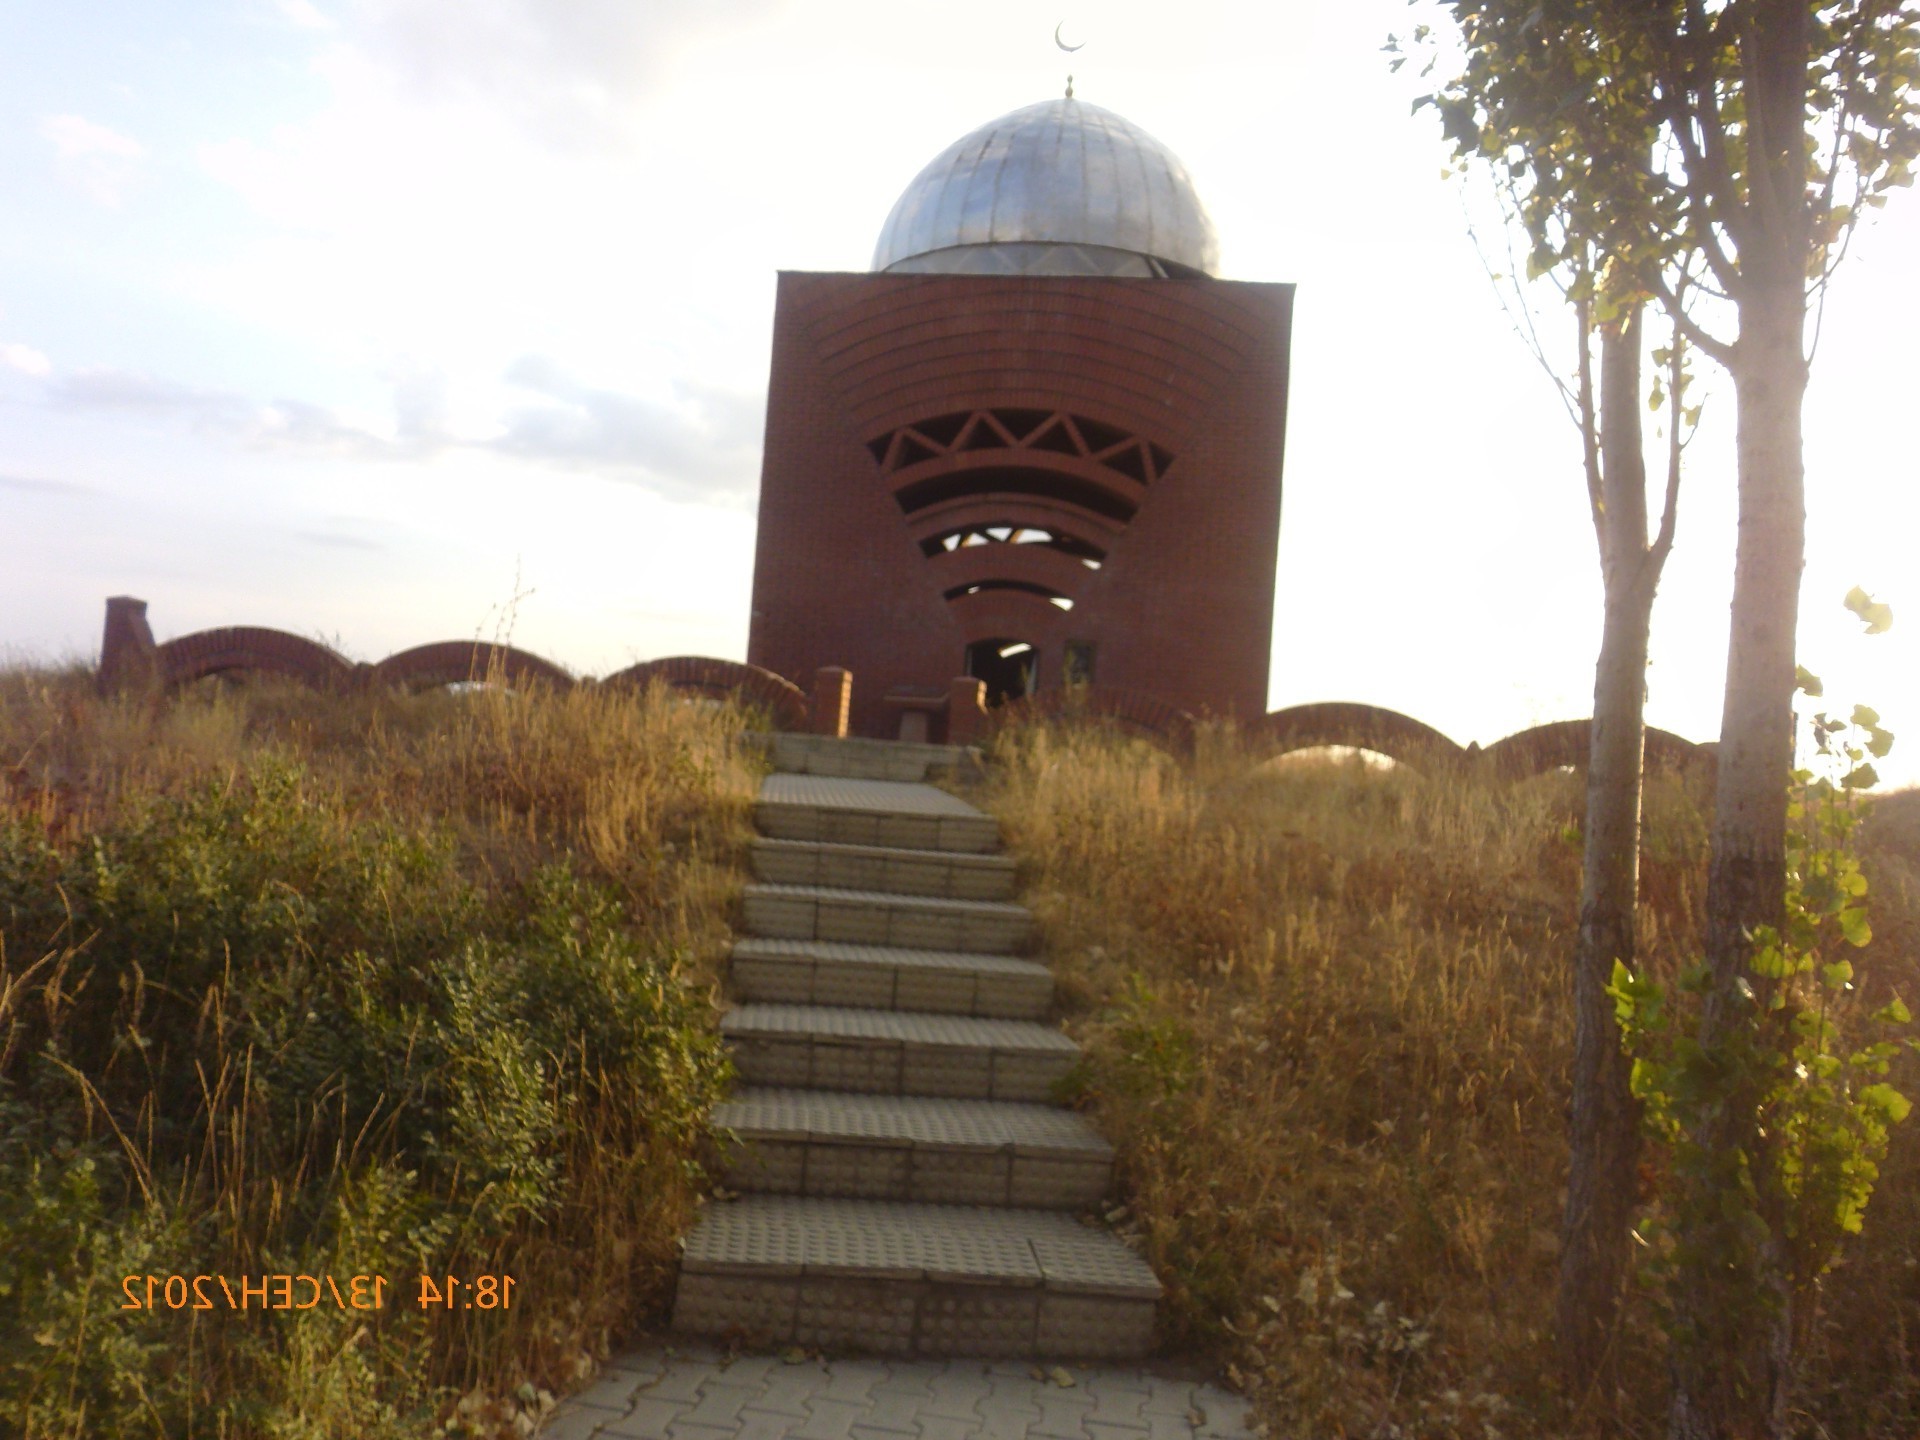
left=417, top=1275, right=514, bottom=1310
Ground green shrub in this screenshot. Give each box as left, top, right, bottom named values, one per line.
left=0, top=746, right=732, bottom=1438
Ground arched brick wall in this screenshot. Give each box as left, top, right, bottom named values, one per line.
left=1247, top=703, right=1471, bottom=773
left=602, top=656, right=809, bottom=731
left=1482, top=720, right=1713, bottom=782
left=156, top=627, right=355, bottom=691
left=370, top=641, right=573, bottom=692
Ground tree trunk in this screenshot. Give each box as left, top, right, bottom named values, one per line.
left=1669, top=2, right=1812, bottom=1435
left=1557, top=307, right=1656, bottom=1394
left=1670, top=292, right=1806, bottom=1440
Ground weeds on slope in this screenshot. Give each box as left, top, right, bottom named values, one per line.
left=981, top=718, right=1920, bottom=1439
left=0, top=666, right=758, bottom=1439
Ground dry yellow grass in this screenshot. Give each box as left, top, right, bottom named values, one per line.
left=980, top=717, right=1919, bottom=1439
left=4, top=666, right=1912, bottom=1437
left=0, top=664, right=762, bottom=1438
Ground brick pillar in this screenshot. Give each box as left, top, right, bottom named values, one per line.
left=99, top=595, right=160, bottom=698
left=811, top=667, right=851, bottom=738
left=946, top=676, right=987, bottom=746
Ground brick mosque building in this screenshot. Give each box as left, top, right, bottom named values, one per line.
left=745, top=95, right=1294, bottom=741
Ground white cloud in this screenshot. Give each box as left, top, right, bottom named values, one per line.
left=49, top=358, right=758, bottom=499
left=40, top=114, right=148, bottom=206
left=493, top=356, right=762, bottom=500
left=345, top=0, right=778, bottom=150
left=275, top=0, right=335, bottom=31
left=1, top=343, right=52, bottom=377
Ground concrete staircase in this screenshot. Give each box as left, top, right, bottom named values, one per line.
left=672, top=734, right=1161, bottom=1361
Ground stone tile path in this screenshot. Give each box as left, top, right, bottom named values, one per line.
left=538, top=1344, right=1257, bottom=1439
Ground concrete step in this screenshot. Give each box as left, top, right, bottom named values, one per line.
left=742, top=883, right=1033, bottom=955
left=754, top=732, right=982, bottom=784
left=756, top=774, right=999, bottom=854
left=673, top=1196, right=1160, bottom=1359
left=730, top=937, right=1052, bottom=1019
left=751, top=837, right=1018, bottom=902
left=722, top=1004, right=1079, bottom=1102
left=714, top=1088, right=1113, bottom=1209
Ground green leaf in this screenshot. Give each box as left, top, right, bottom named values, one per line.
left=1867, top=724, right=1895, bottom=759
left=1852, top=704, right=1881, bottom=728
left=1874, top=995, right=1912, bottom=1026
left=1844, top=585, right=1894, bottom=634
left=1844, top=762, right=1880, bottom=791
left=1860, top=1083, right=1912, bottom=1124
left=1839, top=907, right=1873, bottom=948
left=1795, top=665, right=1824, bottom=697
left=1822, top=959, right=1854, bottom=988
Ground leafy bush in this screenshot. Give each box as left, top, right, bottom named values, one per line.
left=0, top=673, right=752, bottom=1438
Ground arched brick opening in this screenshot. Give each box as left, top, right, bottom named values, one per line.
left=603, top=656, right=809, bottom=731
left=1246, top=703, right=1470, bottom=773
left=157, top=627, right=354, bottom=691
left=1482, top=720, right=1713, bottom=783
left=369, top=641, right=574, bottom=692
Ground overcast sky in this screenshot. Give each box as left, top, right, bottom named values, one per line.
left=3, top=1, right=1915, bottom=784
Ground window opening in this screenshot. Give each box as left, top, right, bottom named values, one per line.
left=964, top=636, right=1038, bottom=707
left=1062, top=640, right=1096, bottom=685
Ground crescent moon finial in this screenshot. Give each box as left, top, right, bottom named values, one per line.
left=1054, top=21, right=1085, bottom=53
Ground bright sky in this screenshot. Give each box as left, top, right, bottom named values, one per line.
left=3, top=1, right=1916, bottom=784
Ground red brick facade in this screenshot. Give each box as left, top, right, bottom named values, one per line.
left=746, top=271, right=1295, bottom=740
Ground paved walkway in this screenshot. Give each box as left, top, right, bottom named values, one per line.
left=537, top=1345, right=1258, bottom=1439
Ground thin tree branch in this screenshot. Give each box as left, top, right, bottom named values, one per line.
left=1646, top=266, right=1736, bottom=364
left=1577, top=295, right=1604, bottom=556
left=1675, top=0, right=1764, bottom=292
left=1650, top=323, right=1687, bottom=571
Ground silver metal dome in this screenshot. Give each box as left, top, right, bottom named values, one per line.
left=872, top=98, right=1219, bottom=278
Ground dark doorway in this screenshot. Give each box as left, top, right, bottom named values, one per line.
left=964, top=638, right=1037, bottom=707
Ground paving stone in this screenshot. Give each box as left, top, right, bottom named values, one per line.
left=1192, top=1391, right=1254, bottom=1439
left=865, top=1359, right=942, bottom=1398
left=860, top=1388, right=933, bottom=1434
left=1084, top=1384, right=1152, bottom=1430
left=599, top=1394, right=695, bottom=1438
left=753, top=1368, right=829, bottom=1418
left=565, top=1372, right=643, bottom=1413
left=916, top=1417, right=986, bottom=1440
left=815, top=1363, right=884, bottom=1406
left=977, top=1390, right=1047, bottom=1435
left=793, top=1396, right=873, bottom=1440
left=640, top=1362, right=713, bottom=1404
left=736, top=1410, right=815, bottom=1440
left=1140, top=1380, right=1201, bottom=1416
left=533, top=1408, right=610, bottom=1440
left=707, top=1352, right=783, bottom=1391
left=678, top=1382, right=758, bottom=1431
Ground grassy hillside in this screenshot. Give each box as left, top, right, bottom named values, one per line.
left=981, top=718, right=1920, bottom=1440
left=2, top=671, right=1912, bottom=1439
left=0, top=667, right=758, bottom=1438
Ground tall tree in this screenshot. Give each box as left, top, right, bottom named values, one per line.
left=1402, top=8, right=1699, bottom=1395
left=1415, top=2, right=1920, bottom=1433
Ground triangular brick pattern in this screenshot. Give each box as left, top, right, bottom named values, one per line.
left=672, top=734, right=1161, bottom=1360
